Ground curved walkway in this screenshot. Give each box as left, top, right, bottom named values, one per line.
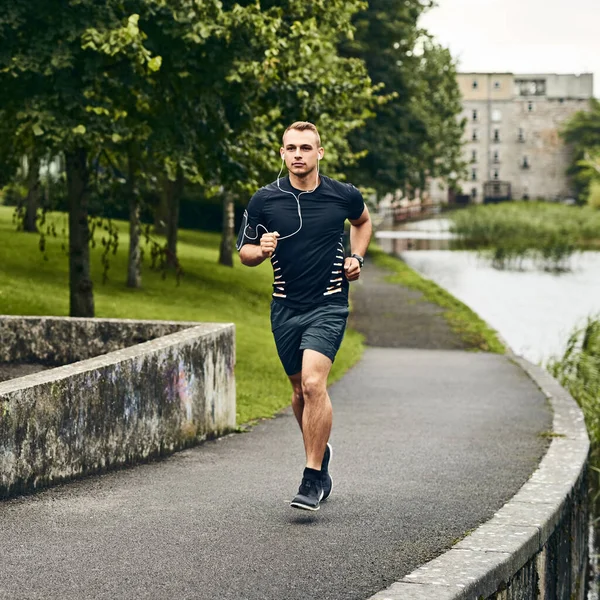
left=0, top=263, right=552, bottom=599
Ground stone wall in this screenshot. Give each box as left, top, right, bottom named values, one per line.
left=0, top=316, right=199, bottom=365
left=0, top=317, right=236, bottom=499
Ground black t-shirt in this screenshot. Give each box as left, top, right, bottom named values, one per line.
left=237, top=175, right=365, bottom=310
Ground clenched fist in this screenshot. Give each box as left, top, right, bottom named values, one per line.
left=260, top=231, right=280, bottom=257
left=344, top=256, right=361, bottom=281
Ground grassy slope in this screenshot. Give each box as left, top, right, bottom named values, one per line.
left=369, top=245, right=505, bottom=354
left=0, top=207, right=363, bottom=425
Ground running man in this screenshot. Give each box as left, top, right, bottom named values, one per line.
left=237, top=121, right=372, bottom=511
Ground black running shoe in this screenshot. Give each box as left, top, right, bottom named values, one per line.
left=321, top=443, right=333, bottom=501
left=290, top=477, right=324, bottom=511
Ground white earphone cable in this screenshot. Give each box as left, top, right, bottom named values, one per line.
left=237, top=154, right=321, bottom=249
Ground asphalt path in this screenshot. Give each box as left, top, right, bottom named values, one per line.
left=0, top=263, right=552, bottom=599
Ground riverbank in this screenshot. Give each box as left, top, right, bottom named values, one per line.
left=449, top=201, right=600, bottom=270
left=366, top=246, right=505, bottom=353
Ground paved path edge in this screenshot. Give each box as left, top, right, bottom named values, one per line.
left=367, top=355, right=590, bottom=600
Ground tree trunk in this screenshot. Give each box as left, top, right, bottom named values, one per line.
left=65, top=148, right=94, bottom=317
left=126, top=148, right=141, bottom=288
left=218, top=192, right=235, bottom=267
left=165, top=166, right=183, bottom=268
left=24, top=155, right=41, bottom=233
left=154, top=191, right=168, bottom=234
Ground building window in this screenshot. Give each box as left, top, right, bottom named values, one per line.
left=471, top=187, right=478, bottom=199
left=493, top=128, right=500, bottom=142
left=518, top=128, right=525, bottom=142
left=471, top=168, right=477, bottom=181
left=527, top=101, right=534, bottom=112
left=515, top=79, right=546, bottom=96
left=472, top=109, right=478, bottom=121
left=492, top=109, right=502, bottom=122
left=522, top=156, right=530, bottom=169
left=493, top=169, right=499, bottom=180
left=494, top=81, right=501, bottom=89
left=472, top=79, right=478, bottom=89
left=471, top=150, right=477, bottom=163
left=493, top=151, right=500, bottom=164
left=472, top=129, right=478, bottom=142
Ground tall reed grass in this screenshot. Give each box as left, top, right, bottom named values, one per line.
left=449, top=202, right=600, bottom=271
left=548, top=317, right=600, bottom=457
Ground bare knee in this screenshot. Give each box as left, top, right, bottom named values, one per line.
left=301, top=375, right=325, bottom=401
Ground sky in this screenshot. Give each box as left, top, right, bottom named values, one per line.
left=419, top=0, right=599, bottom=97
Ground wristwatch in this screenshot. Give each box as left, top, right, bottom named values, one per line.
left=351, top=253, right=364, bottom=268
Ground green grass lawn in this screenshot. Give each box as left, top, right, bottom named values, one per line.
left=0, top=206, right=364, bottom=425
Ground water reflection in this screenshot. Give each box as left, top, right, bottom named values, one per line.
left=378, top=235, right=452, bottom=252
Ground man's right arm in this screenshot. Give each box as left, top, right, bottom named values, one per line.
left=239, top=232, right=280, bottom=267
left=239, top=243, right=268, bottom=267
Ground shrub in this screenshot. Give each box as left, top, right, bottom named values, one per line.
left=588, top=180, right=600, bottom=210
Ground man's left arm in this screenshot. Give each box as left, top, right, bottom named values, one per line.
left=344, top=206, right=372, bottom=282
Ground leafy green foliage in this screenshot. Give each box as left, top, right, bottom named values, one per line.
left=0, top=0, right=462, bottom=308
left=341, top=0, right=465, bottom=197
left=0, top=2, right=161, bottom=154
left=589, top=179, right=600, bottom=210
left=548, top=317, right=600, bottom=459
left=213, top=0, right=379, bottom=194
left=561, top=98, right=600, bottom=204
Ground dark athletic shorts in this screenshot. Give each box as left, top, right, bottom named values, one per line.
left=270, top=301, right=350, bottom=376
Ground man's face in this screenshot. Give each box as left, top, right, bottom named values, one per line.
left=281, top=129, right=323, bottom=178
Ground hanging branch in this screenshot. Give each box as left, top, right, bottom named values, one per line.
left=142, top=223, right=183, bottom=284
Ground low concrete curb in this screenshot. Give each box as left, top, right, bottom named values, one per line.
left=368, top=356, right=590, bottom=600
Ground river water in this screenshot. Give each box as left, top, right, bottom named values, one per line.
left=378, top=223, right=600, bottom=366
left=378, top=220, right=600, bottom=596
left=400, top=249, right=600, bottom=366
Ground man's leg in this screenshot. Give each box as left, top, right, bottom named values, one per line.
left=300, top=349, right=333, bottom=471
left=289, top=372, right=304, bottom=432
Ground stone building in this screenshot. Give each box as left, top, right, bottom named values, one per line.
left=429, top=72, right=594, bottom=204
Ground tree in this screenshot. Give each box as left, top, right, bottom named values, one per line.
left=402, top=37, right=466, bottom=193
left=561, top=97, right=600, bottom=204
left=0, top=2, right=162, bottom=315
left=0, top=109, right=41, bottom=232
left=340, top=0, right=465, bottom=198
left=22, top=154, right=41, bottom=233
left=575, top=150, right=600, bottom=209
left=214, top=0, right=379, bottom=266
left=134, top=0, right=280, bottom=270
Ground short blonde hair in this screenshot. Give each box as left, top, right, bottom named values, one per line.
left=282, top=121, right=321, bottom=146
